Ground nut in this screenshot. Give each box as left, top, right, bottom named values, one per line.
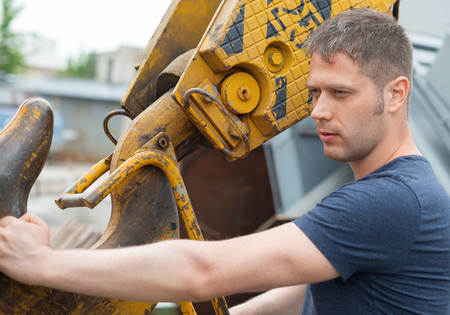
left=268, top=52, right=283, bottom=66
left=229, top=121, right=248, bottom=138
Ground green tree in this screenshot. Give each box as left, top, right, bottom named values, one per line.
left=0, top=0, right=25, bottom=74
left=59, top=52, right=96, bottom=79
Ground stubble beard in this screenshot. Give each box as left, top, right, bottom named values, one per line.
left=322, top=96, right=386, bottom=163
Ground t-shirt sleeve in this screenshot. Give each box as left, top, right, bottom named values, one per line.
left=294, top=177, right=421, bottom=281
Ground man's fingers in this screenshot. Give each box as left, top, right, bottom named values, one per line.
left=19, top=212, right=47, bottom=227
left=0, top=212, right=52, bottom=286
left=0, top=216, right=18, bottom=228
left=0, top=213, right=47, bottom=228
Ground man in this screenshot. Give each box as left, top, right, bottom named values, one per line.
left=0, top=8, right=449, bottom=314
left=231, top=8, right=450, bottom=314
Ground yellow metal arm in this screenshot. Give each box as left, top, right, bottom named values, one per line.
left=55, top=154, right=112, bottom=209
left=54, top=132, right=230, bottom=315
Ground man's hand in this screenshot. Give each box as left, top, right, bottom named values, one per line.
left=0, top=212, right=53, bottom=285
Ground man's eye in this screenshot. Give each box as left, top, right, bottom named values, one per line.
left=334, top=90, right=346, bottom=95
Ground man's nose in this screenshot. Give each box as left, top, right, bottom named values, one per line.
left=310, top=96, right=332, bottom=121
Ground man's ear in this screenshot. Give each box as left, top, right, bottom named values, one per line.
left=386, top=76, right=409, bottom=113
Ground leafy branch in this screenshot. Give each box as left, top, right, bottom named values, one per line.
left=0, top=0, right=26, bottom=74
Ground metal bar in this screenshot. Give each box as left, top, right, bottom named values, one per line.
left=179, top=302, right=198, bottom=315
left=140, top=137, right=230, bottom=315
left=55, top=153, right=112, bottom=209
left=55, top=193, right=87, bottom=209
left=211, top=298, right=230, bottom=315
left=82, top=151, right=161, bottom=209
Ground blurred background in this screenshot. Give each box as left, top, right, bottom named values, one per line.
left=1, top=0, right=450, bottom=312
left=1, top=0, right=173, bottom=230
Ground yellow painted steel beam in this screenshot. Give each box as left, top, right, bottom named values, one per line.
left=75, top=133, right=229, bottom=314
left=179, top=302, right=198, bottom=315
left=122, top=0, right=221, bottom=118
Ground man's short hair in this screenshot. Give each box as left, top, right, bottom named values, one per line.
left=303, top=8, right=413, bottom=100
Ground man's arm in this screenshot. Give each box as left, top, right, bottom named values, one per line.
left=230, top=285, right=306, bottom=315
left=0, top=212, right=338, bottom=302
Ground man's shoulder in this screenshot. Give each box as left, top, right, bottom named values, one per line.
left=363, top=155, right=432, bottom=184
left=338, top=155, right=439, bottom=201
left=360, top=155, right=449, bottom=207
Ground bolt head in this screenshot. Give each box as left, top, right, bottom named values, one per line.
left=269, top=52, right=283, bottom=66
left=158, top=137, right=168, bottom=148
left=229, top=121, right=248, bottom=138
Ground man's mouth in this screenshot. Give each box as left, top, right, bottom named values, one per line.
left=317, top=130, right=339, bottom=142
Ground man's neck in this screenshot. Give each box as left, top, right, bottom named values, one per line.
left=350, top=131, right=421, bottom=180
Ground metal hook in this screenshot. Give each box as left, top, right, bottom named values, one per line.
left=103, top=110, right=132, bottom=145
left=183, top=88, right=251, bottom=160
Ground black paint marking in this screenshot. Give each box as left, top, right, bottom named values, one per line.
left=283, top=0, right=305, bottom=15
left=298, top=11, right=319, bottom=28
left=310, top=0, right=332, bottom=21
left=283, top=7, right=299, bottom=15
left=271, top=7, right=287, bottom=31
left=350, top=5, right=370, bottom=10
left=221, top=4, right=245, bottom=56
left=263, top=0, right=332, bottom=52
left=267, top=0, right=274, bottom=5
left=290, top=29, right=296, bottom=42
left=266, top=20, right=280, bottom=39
left=311, top=13, right=321, bottom=26
left=272, top=76, right=287, bottom=120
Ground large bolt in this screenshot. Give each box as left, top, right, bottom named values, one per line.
left=238, top=85, right=251, bottom=101
left=268, top=52, right=283, bottom=66
left=158, top=137, right=168, bottom=149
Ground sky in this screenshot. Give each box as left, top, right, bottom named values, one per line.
left=10, top=0, right=172, bottom=60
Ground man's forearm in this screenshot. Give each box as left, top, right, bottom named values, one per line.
left=0, top=213, right=224, bottom=302
left=40, top=240, right=213, bottom=303
left=1, top=214, right=336, bottom=305
left=230, top=285, right=306, bottom=315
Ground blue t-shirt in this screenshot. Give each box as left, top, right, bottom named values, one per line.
left=294, top=155, right=450, bottom=314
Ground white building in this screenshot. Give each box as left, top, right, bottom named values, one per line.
left=95, top=45, right=142, bottom=85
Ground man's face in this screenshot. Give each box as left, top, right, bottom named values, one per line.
left=306, top=52, right=387, bottom=163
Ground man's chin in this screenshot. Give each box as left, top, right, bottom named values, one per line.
left=323, top=149, right=352, bottom=163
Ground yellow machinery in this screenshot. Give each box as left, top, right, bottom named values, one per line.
left=0, top=0, right=399, bottom=314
